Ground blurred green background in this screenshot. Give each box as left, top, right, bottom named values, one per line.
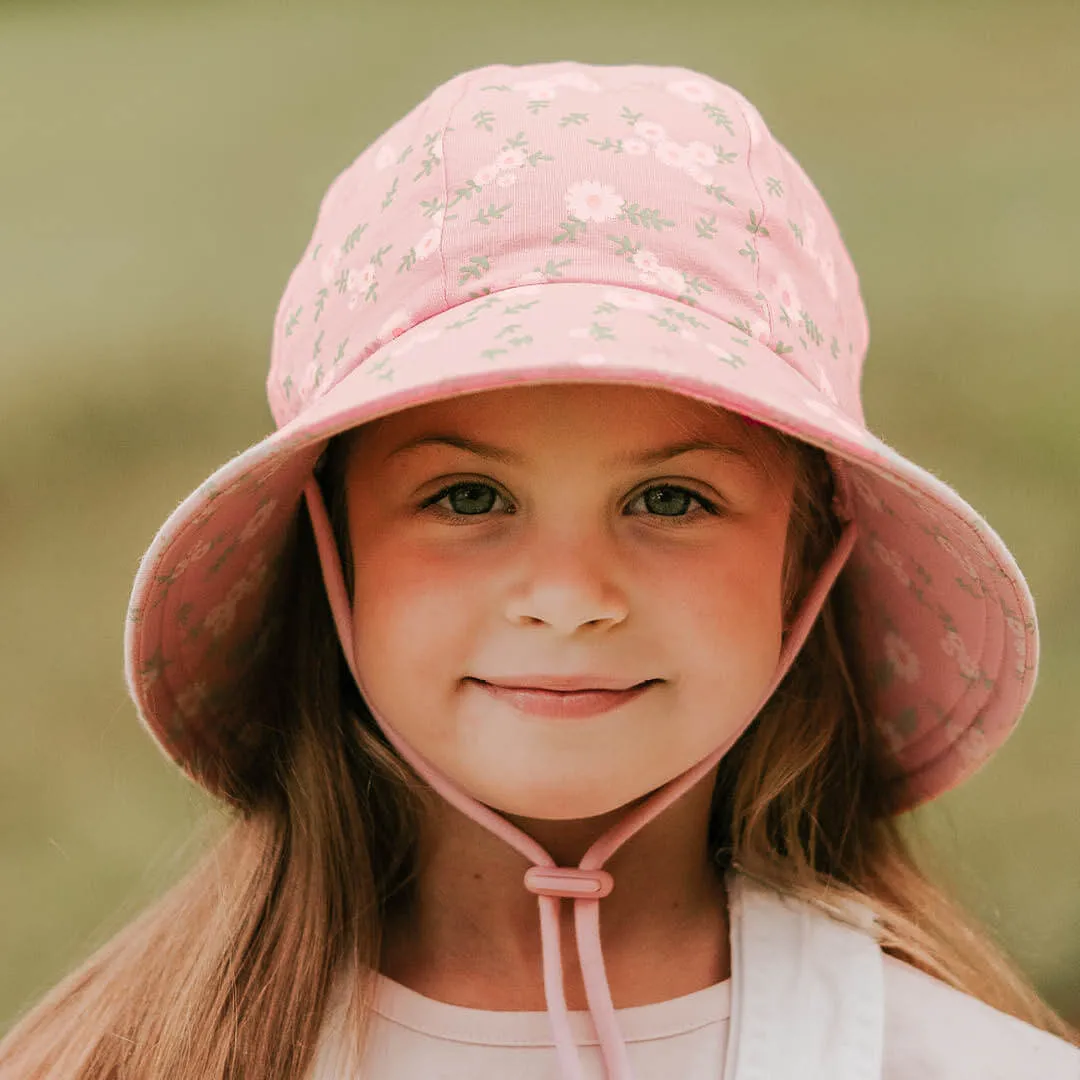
left=2, top=0, right=1078, bottom=1032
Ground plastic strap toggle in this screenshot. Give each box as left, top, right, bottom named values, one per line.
left=524, top=866, right=614, bottom=899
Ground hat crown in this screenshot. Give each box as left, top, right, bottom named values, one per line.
left=267, top=61, right=869, bottom=427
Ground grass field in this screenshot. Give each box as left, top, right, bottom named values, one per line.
left=1, top=0, right=1078, bottom=1029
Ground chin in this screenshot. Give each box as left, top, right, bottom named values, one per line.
left=477, top=778, right=654, bottom=822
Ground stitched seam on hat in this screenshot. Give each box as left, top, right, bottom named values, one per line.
left=437, top=73, right=476, bottom=312
left=731, top=94, right=769, bottom=346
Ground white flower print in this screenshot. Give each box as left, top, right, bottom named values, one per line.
left=818, top=251, right=839, bottom=300
left=565, top=180, right=624, bottom=222
left=358, top=264, right=378, bottom=289
left=552, top=71, right=601, bottom=92
left=602, top=288, right=658, bottom=312
left=374, top=143, right=398, bottom=171
left=666, top=78, right=716, bottom=105
left=941, top=628, right=980, bottom=680
left=205, top=599, right=237, bottom=639
left=430, top=207, right=446, bottom=227
left=174, top=538, right=214, bottom=577
left=238, top=499, right=278, bottom=544
left=430, top=133, right=444, bottom=161
left=654, top=140, right=690, bottom=169
left=496, top=148, right=527, bottom=171
left=473, top=163, right=500, bottom=187
left=176, top=681, right=208, bottom=719
left=576, top=352, right=607, bottom=366
left=378, top=307, right=412, bottom=341
left=414, top=227, right=441, bottom=261
left=685, top=165, right=715, bottom=187
left=635, top=120, right=667, bottom=143
left=871, top=538, right=910, bottom=588
left=320, top=249, right=343, bottom=286
left=954, top=725, right=990, bottom=766
left=496, top=172, right=517, bottom=188
left=631, top=249, right=661, bottom=274
left=656, top=265, right=687, bottom=293
left=512, top=79, right=558, bottom=101
left=884, top=631, right=921, bottom=684
left=685, top=141, right=717, bottom=167
left=747, top=318, right=770, bottom=345
left=622, top=137, right=650, bottom=156
left=775, top=272, right=803, bottom=318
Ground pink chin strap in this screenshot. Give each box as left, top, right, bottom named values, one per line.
left=303, top=475, right=857, bottom=1080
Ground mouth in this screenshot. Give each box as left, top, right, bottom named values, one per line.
left=466, top=678, right=661, bottom=720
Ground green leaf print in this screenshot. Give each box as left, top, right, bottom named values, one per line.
left=526, top=99, right=551, bottom=114
left=800, top=312, right=824, bottom=346
left=619, top=106, right=644, bottom=126
left=553, top=217, right=587, bottom=244
left=473, top=109, right=496, bottom=131
left=526, top=149, right=555, bottom=167
left=311, top=243, right=322, bottom=261
left=504, top=299, right=541, bottom=314
left=559, top=112, right=590, bottom=126
left=366, top=356, right=394, bottom=382
left=334, top=269, right=350, bottom=295
left=714, top=144, right=738, bottom=165
left=765, top=176, right=784, bottom=198
left=333, top=337, right=349, bottom=365
left=458, top=255, right=492, bottom=284
left=746, top=210, right=770, bottom=237
left=830, top=336, right=840, bottom=360
left=503, top=130, right=528, bottom=150
left=702, top=104, right=735, bottom=135
left=618, top=203, right=676, bottom=231
left=593, top=301, right=618, bottom=315
left=396, top=145, right=414, bottom=165
left=695, top=214, right=719, bottom=240
left=788, top=220, right=804, bottom=245
left=495, top=323, right=524, bottom=339
left=314, top=288, right=328, bottom=322
left=480, top=347, right=509, bottom=360
left=587, top=136, right=624, bottom=153
left=607, top=234, right=641, bottom=260
left=397, top=248, right=417, bottom=274
left=705, top=184, right=736, bottom=207
left=341, top=223, right=368, bottom=254
left=312, top=332, right=324, bottom=361
left=738, top=242, right=758, bottom=263
left=589, top=322, right=616, bottom=341
left=534, top=258, right=572, bottom=278
left=473, top=202, right=513, bottom=226
left=480, top=84, right=512, bottom=92
left=381, top=176, right=399, bottom=210
left=369, top=244, right=393, bottom=268
left=448, top=179, right=482, bottom=209
left=421, top=197, right=447, bottom=219
left=285, top=306, right=302, bottom=337
left=282, top=374, right=293, bottom=400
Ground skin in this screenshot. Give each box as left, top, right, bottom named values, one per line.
left=342, top=384, right=796, bottom=1010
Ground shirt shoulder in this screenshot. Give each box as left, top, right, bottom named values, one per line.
left=882, top=953, right=1080, bottom=1080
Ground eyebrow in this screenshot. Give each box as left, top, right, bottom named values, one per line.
left=383, top=433, right=749, bottom=468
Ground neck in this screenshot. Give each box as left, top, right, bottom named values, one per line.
left=380, top=767, right=730, bottom=1011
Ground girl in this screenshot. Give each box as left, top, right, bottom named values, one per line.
left=1, top=61, right=1076, bottom=1079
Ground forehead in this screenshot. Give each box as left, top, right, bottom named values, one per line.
left=350, top=384, right=761, bottom=454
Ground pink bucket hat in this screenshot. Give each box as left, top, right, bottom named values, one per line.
left=126, top=59, right=1037, bottom=817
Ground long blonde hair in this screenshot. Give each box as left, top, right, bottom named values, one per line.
left=2, top=421, right=1075, bottom=1078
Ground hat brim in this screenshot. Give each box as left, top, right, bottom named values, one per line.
left=126, top=282, right=1037, bottom=811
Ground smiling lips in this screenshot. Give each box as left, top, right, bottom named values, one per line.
left=469, top=676, right=659, bottom=719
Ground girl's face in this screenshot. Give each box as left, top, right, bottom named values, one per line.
left=343, top=385, right=795, bottom=820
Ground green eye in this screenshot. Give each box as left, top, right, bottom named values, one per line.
left=432, top=482, right=503, bottom=516
left=632, top=485, right=716, bottom=519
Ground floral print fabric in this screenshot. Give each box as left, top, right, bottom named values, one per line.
left=126, top=61, right=1037, bottom=811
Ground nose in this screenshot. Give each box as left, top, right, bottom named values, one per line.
left=503, top=533, right=630, bottom=634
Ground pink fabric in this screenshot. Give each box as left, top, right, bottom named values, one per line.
left=120, top=61, right=1048, bottom=1079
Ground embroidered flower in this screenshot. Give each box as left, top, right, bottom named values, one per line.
left=684, top=141, right=717, bottom=167
left=565, top=181, right=624, bottom=222
left=374, top=143, right=398, bottom=171
left=635, top=120, right=667, bottom=143
left=656, top=265, right=687, bottom=293
left=941, top=628, right=980, bottom=680
left=685, top=165, right=715, bottom=187
left=496, top=148, right=527, bottom=171
left=622, top=137, right=650, bottom=156
left=238, top=499, right=278, bottom=544
left=631, top=249, right=661, bottom=273
left=666, top=78, right=716, bottom=105
left=884, top=631, right=921, bottom=684
left=176, top=682, right=208, bottom=720
left=496, top=172, right=517, bottom=188
left=414, top=227, right=441, bottom=261
left=473, top=163, right=500, bottom=186
left=871, top=538, right=910, bottom=588
left=775, top=271, right=803, bottom=319
left=654, top=140, right=690, bottom=169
